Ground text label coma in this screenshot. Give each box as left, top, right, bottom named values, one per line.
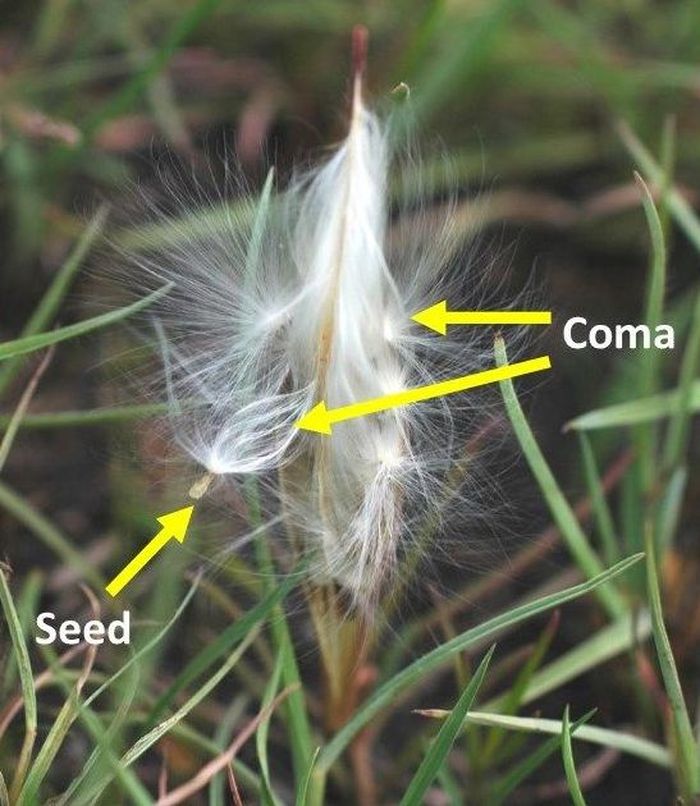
left=563, top=317, right=674, bottom=350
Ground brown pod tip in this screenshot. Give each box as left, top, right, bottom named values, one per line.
left=352, top=25, right=369, bottom=82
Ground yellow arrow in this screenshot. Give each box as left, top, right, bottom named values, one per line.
left=296, top=355, right=551, bottom=435
left=412, top=301, right=552, bottom=335
left=105, top=506, right=194, bottom=597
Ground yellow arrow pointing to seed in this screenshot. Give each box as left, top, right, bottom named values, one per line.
left=105, top=506, right=194, bottom=597
left=295, top=355, right=551, bottom=435
left=412, top=301, right=552, bottom=335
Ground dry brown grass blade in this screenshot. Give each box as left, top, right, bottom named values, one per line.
left=12, top=586, right=101, bottom=803
left=530, top=746, right=620, bottom=802
left=0, top=643, right=88, bottom=739
left=75, top=585, right=101, bottom=692
left=5, top=103, right=81, bottom=146
left=227, top=765, right=244, bottom=806
left=0, top=346, right=54, bottom=472
left=155, top=684, right=298, bottom=805
left=158, top=747, right=170, bottom=799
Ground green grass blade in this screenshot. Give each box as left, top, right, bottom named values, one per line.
left=263, top=587, right=314, bottom=785
left=0, top=568, right=37, bottom=802
left=257, top=650, right=284, bottom=806
left=616, top=121, right=700, bottom=255
left=656, top=115, right=677, bottom=243
left=561, top=706, right=587, bottom=806
left=166, top=717, right=260, bottom=797
left=0, top=285, right=170, bottom=362
left=0, top=403, right=170, bottom=431
left=125, top=630, right=257, bottom=767
left=400, top=645, right=495, bottom=805
left=43, top=650, right=152, bottom=806
left=645, top=527, right=700, bottom=796
left=209, top=696, right=251, bottom=806
left=494, top=337, right=626, bottom=618
left=318, top=553, right=642, bottom=771
left=83, top=0, right=224, bottom=137
left=407, top=0, right=524, bottom=124
left=65, top=702, right=261, bottom=804
left=80, top=629, right=258, bottom=804
left=481, top=613, right=558, bottom=763
left=113, top=200, right=251, bottom=252
left=245, top=167, right=275, bottom=281
left=436, top=761, right=463, bottom=806
left=148, top=572, right=296, bottom=725
left=0, top=348, right=53, bottom=472
left=490, top=711, right=595, bottom=804
left=578, top=433, right=619, bottom=564
left=655, top=468, right=687, bottom=553
left=0, top=772, right=8, bottom=806
left=58, top=654, right=144, bottom=804
left=0, top=480, right=103, bottom=588
left=528, top=0, right=626, bottom=110
left=663, top=289, right=700, bottom=471
left=566, top=382, right=700, bottom=430
left=85, top=574, right=200, bottom=709
left=19, top=650, right=135, bottom=806
left=247, top=479, right=315, bottom=786
left=635, top=173, right=667, bottom=492
left=638, top=172, right=668, bottom=368
left=19, top=698, right=78, bottom=802
left=295, top=747, right=321, bottom=806
left=0, top=206, right=108, bottom=394
left=484, top=610, right=651, bottom=712
left=461, top=710, right=668, bottom=769
left=620, top=465, right=643, bottom=559
left=1, top=569, right=41, bottom=697
left=4, top=138, right=45, bottom=268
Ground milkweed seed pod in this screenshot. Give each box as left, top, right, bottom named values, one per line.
left=115, top=32, right=522, bottom=610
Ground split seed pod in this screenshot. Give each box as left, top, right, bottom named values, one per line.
left=116, top=34, right=518, bottom=609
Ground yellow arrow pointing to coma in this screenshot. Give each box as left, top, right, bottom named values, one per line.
left=105, top=506, right=194, bottom=597
left=412, top=301, right=552, bottom=335
left=295, top=355, right=551, bottom=435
